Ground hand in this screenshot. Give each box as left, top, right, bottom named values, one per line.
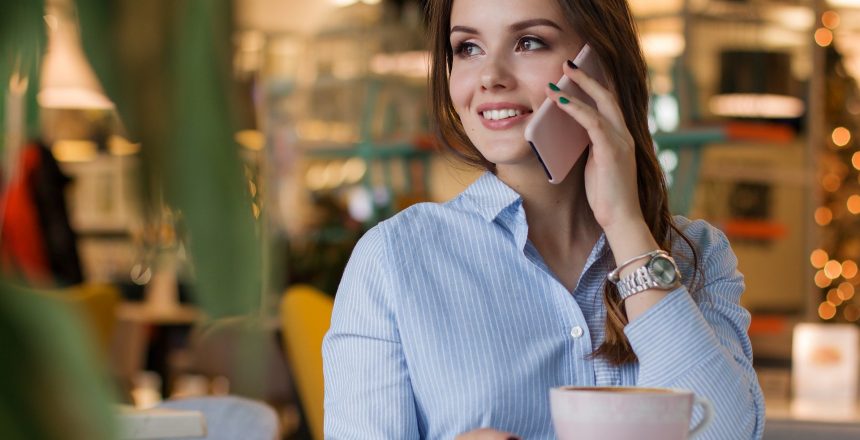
left=545, top=60, right=643, bottom=232
left=455, top=428, right=521, bottom=440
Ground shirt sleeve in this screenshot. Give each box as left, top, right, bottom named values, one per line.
left=623, top=225, right=766, bottom=440
left=322, top=226, right=421, bottom=439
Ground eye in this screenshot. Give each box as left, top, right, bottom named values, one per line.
left=454, top=41, right=483, bottom=58
left=515, top=36, right=548, bottom=52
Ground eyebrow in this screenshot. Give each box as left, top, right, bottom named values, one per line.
left=450, top=18, right=562, bottom=36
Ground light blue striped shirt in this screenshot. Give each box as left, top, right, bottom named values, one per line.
left=323, top=172, right=765, bottom=439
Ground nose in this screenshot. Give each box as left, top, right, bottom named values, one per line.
left=479, top=54, right=514, bottom=91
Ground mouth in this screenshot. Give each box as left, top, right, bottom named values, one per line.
left=476, top=103, right=533, bottom=129
left=481, top=108, right=528, bottom=121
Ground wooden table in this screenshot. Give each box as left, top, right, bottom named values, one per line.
left=113, top=302, right=203, bottom=397
left=764, top=398, right=860, bottom=440
left=116, top=302, right=202, bottom=325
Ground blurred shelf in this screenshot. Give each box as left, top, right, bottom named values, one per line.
left=302, top=142, right=429, bottom=159
left=653, top=128, right=725, bottom=146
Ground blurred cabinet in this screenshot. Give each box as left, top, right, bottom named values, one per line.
left=634, top=1, right=817, bottom=315
left=61, top=155, right=141, bottom=283
left=690, top=141, right=809, bottom=313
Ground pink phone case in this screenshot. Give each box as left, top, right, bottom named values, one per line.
left=524, top=44, right=605, bottom=184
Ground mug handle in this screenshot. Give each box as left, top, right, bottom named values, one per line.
left=688, top=396, right=714, bottom=438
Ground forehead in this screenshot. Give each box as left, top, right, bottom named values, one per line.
left=450, top=0, right=569, bottom=32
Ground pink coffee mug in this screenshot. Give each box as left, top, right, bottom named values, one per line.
left=549, top=386, right=713, bottom=440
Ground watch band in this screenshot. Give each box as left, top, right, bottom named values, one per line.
left=617, top=264, right=661, bottom=300
left=614, top=253, right=681, bottom=301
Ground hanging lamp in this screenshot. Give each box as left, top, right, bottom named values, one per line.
left=38, top=1, right=113, bottom=110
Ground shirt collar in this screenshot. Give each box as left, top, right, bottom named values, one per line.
left=462, top=171, right=612, bottom=262
left=463, top=172, right=523, bottom=223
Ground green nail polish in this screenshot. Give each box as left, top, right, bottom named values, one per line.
left=548, top=82, right=560, bottom=92
left=559, top=97, right=570, bottom=104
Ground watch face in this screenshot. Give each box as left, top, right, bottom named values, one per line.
left=649, top=256, right=679, bottom=286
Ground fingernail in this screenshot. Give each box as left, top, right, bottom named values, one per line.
left=567, top=60, right=578, bottom=69
left=548, top=82, right=560, bottom=92
left=559, top=97, right=570, bottom=104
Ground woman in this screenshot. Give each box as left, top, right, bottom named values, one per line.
left=323, top=0, right=765, bottom=438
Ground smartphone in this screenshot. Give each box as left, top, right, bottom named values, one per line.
left=524, top=44, right=607, bottom=184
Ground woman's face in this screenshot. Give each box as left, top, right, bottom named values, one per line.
left=448, top=0, right=584, bottom=169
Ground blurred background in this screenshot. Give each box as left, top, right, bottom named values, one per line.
left=2, top=0, right=860, bottom=439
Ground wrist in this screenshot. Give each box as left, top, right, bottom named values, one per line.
left=603, top=218, right=660, bottom=265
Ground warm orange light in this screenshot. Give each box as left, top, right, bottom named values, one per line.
left=827, top=289, right=844, bottom=305
left=814, top=207, right=833, bottom=225
left=823, top=11, right=841, bottom=29
left=853, top=151, right=860, bottom=171
left=843, top=260, right=859, bottom=279
left=838, top=282, right=856, bottom=300
left=235, top=130, right=265, bottom=151
left=819, top=301, right=837, bottom=320
left=822, top=174, right=842, bottom=192
left=816, top=28, right=834, bottom=46
left=815, top=269, right=833, bottom=288
left=708, top=94, right=805, bottom=119
left=811, top=249, right=830, bottom=268
left=848, top=195, right=860, bottom=214
left=832, top=127, right=851, bottom=147
left=825, top=260, right=844, bottom=279
left=844, top=304, right=860, bottom=322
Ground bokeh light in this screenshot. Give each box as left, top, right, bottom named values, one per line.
left=843, top=260, right=859, bottom=279
left=838, top=282, right=856, bottom=301
left=853, top=151, right=860, bottom=171
left=811, top=249, right=829, bottom=268
left=822, top=174, right=842, bottom=192
left=814, top=207, right=833, bottom=225
left=827, top=289, right=843, bottom=306
left=844, top=304, right=860, bottom=322
left=825, top=260, right=843, bottom=279
left=815, top=28, right=834, bottom=46
left=819, top=301, right=837, bottom=320
left=832, top=126, right=851, bottom=147
left=822, top=10, right=841, bottom=29
left=815, top=269, right=833, bottom=288
left=848, top=195, right=860, bottom=214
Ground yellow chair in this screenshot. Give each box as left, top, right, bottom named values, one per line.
left=279, top=285, right=334, bottom=440
left=42, top=283, right=120, bottom=357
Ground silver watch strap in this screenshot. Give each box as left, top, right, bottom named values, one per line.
left=617, top=264, right=661, bottom=300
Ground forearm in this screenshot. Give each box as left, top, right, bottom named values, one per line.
left=603, top=218, right=668, bottom=322
left=624, top=290, right=765, bottom=439
left=605, top=220, right=765, bottom=438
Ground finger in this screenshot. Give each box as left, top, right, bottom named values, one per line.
left=548, top=82, right=633, bottom=147
left=563, top=60, right=627, bottom=133
left=478, top=428, right=519, bottom=440
left=545, top=87, right=625, bottom=150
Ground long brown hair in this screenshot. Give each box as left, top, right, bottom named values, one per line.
left=426, top=0, right=701, bottom=365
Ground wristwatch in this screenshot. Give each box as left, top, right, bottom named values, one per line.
left=614, top=251, right=682, bottom=301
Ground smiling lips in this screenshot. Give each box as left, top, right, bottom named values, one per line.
left=477, top=103, right=533, bottom=130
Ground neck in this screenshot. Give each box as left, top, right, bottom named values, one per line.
left=496, top=156, right=601, bottom=254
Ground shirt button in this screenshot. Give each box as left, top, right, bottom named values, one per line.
left=570, top=326, right=584, bottom=339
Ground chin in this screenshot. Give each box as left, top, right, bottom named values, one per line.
left=476, top=140, right=534, bottom=165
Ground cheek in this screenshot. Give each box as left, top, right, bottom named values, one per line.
left=448, top=67, right=476, bottom=113
left=521, top=64, right=564, bottom=105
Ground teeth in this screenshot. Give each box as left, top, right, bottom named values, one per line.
left=482, top=109, right=522, bottom=121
